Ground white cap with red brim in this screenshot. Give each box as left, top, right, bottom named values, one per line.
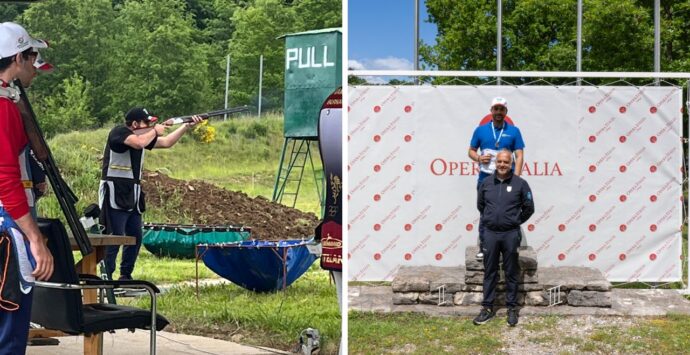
left=0, top=22, right=48, bottom=59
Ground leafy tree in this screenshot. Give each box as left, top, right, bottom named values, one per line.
left=104, top=0, right=215, bottom=119
left=0, top=4, right=28, bottom=22
left=228, top=0, right=341, bottom=111
left=420, top=0, right=689, bottom=84
left=21, top=0, right=118, bottom=122
left=35, top=74, right=97, bottom=137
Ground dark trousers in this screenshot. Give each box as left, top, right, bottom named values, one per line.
left=104, top=209, right=143, bottom=278
left=0, top=290, right=33, bottom=355
left=476, top=177, right=487, bottom=249
left=481, top=229, right=521, bottom=309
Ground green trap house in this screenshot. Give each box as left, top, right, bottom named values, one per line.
left=272, top=28, right=342, bottom=208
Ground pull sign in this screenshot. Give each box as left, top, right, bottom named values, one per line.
left=286, top=46, right=336, bottom=69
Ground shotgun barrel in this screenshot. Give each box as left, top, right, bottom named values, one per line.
left=167, top=105, right=250, bottom=125
left=14, top=80, right=93, bottom=256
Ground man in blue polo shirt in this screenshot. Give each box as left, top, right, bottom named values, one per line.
left=468, top=97, right=525, bottom=260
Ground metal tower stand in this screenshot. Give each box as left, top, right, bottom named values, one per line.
left=272, top=137, right=324, bottom=209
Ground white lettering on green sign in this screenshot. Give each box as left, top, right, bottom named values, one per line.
left=286, top=46, right=335, bottom=69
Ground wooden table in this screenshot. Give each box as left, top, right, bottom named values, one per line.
left=29, top=234, right=136, bottom=355
left=74, top=234, right=136, bottom=355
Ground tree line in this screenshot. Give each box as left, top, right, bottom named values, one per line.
left=350, top=0, right=690, bottom=86
left=1, top=0, right=341, bottom=136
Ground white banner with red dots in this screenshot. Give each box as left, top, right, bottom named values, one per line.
left=348, top=85, right=683, bottom=282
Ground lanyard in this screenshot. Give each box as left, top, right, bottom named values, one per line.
left=492, top=122, right=504, bottom=148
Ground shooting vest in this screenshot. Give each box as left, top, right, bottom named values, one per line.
left=0, top=83, right=36, bottom=216
left=99, top=126, right=150, bottom=214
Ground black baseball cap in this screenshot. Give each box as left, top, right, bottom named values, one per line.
left=125, top=107, right=158, bottom=124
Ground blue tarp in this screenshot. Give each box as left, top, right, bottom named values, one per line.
left=198, top=240, right=317, bottom=292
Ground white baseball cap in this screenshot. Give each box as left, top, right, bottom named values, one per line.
left=491, top=97, right=508, bottom=109
left=0, top=22, right=48, bottom=59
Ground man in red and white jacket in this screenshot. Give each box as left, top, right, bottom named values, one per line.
left=0, top=22, right=54, bottom=354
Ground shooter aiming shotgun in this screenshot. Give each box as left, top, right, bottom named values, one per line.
left=133, top=106, right=251, bottom=131
left=99, top=105, right=247, bottom=280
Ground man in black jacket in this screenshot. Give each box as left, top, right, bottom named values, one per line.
left=473, top=149, right=534, bottom=327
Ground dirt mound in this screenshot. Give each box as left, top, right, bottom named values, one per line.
left=141, top=171, right=319, bottom=241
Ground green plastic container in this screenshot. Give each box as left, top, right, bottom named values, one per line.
left=142, top=223, right=251, bottom=259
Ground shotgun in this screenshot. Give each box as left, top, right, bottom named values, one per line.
left=164, top=105, right=251, bottom=125
left=14, top=80, right=93, bottom=256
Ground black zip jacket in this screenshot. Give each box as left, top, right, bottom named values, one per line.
left=477, top=172, right=535, bottom=232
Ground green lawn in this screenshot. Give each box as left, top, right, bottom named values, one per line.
left=122, top=264, right=341, bottom=353
left=348, top=313, right=690, bottom=354
left=348, top=312, right=503, bottom=354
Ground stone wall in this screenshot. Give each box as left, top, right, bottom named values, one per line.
left=391, top=246, right=613, bottom=308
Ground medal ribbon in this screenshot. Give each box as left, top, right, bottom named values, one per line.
left=492, top=122, right=504, bottom=148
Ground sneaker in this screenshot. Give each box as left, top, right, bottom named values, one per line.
left=507, top=308, right=519, bottom=326
left=118, top=274, right=133, bottom=281
left=472, top=307, right=495, bottom=325
left=476, top=252, right=484, bottom=260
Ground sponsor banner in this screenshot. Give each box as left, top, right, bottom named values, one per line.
left=348, top=85, right=683, bottom=282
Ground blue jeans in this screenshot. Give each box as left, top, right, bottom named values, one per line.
left=0, top=239, right=35, bottom=355
left=104, top=209, right=142, bottom=278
